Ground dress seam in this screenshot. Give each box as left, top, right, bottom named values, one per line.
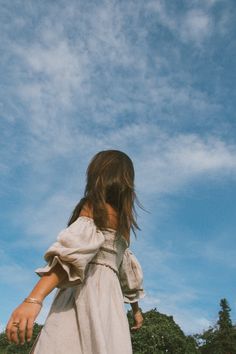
left=89, top=261, right=118, bottom=276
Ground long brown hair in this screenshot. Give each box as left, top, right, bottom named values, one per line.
left=67, top=150, right=143, bottom=244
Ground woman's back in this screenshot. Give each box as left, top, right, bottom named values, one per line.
left=80, top=201, right=118, bottom=230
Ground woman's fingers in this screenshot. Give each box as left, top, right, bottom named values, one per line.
left=131, top=320, right=143, bottom=330
left=5, top=302, right=41, bottom=346
left=5, top=319, right=12, bottom=342
left=131, top=322, right=143, bottom=330
left=6, top=318, right=20, bottom=344
left=6, top=316, right=35, bottom=344
left=18, top=318, right=27, bottom=345
left=5, top=302, right=41, bottom=345
left=26, top=317, right=35, bottom=342
left=131, top=325, right=138, bottom=330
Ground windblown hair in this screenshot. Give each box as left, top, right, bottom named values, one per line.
left=67, top=150, right=142, bottom=245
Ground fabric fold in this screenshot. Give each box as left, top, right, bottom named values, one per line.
left=35, top=217, right=106, bottom=288
left=118, top=248, right=146, bottom=303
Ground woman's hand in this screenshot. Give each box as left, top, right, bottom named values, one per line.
left=6, top=301, right=42, bottom=345
left=5, top=262, right=68, bottom=345
left=131, top=309, right=144, bottom=331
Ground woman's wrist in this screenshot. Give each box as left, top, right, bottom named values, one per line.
left=23, top=297, right=43, bottom=306
left=131, top=301, right=141, bottom=314
left=27, top=263, right=65, bottom=303
left=27, top=290, right=45, bottom=303
left=133, top=307, right=142, bottom=315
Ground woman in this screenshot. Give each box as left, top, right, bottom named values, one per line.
left=6, top=150, right=146, bottom=354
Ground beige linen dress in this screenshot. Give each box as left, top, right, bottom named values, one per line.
left=29, top=216, right=145, bottom=354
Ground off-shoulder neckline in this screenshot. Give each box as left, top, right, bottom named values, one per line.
left=77, top=216, right=129, bottom=246
left=77, top=216, right=117, bottom=232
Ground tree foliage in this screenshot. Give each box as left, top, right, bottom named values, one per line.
left=196, top=298, right=236, bottom=354
left=127, top=308, right=198, bottom=353
left=0, top=323, right=42, bottom=354
left=1, top=299, right=236, bottom=353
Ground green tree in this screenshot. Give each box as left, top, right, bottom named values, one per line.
left=127, top=307, right=198, bottom=354
left=197, top=298, right=236, bottom=354
left=217, top=298, right=236, bottom=353
left=196, top=325, right=221, bottom=354
left=218, top=299, right=233, bottom=329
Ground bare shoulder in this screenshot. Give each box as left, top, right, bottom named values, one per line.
left=79, top=201, right=118, bottom=230
left=79, top=201, right=93, bottom=218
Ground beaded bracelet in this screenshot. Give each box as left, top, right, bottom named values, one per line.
left=24, top=297, right=43, bottom=306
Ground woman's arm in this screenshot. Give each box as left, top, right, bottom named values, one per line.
left=27, top=262, right=68, bottom=301
left=6, top=263, right=68, bottom=345
left=131, top=301, right=139, bottom=313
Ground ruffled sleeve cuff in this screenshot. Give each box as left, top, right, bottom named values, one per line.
left=34, top=217, right=105, bottom=289
left=118, top=248, right=146, bottom=304
left=35, top=255, right=87, bottom=289
left=123, top=288, right=146, bottom=304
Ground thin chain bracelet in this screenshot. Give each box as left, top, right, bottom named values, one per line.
left=24, top=297, right=43, bottom=306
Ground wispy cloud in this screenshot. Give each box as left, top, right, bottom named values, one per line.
left=0, top=245, right=34, bottom=288
left=134, top=126, right=236, bottom=195
left=3, top=0, right=224, bottom=149
left=0, top=264, right=33, bottom=286
left=195, top=234, right=236, bottom=269
left=136, top=241, right=212, bottom=334
left=181, top=9, right=212, bottom=43
left=146, top=0, right=226, bottom=45
left=5, top=123, right=236, bottom=252
left=142, top=293, right=211, bottom=334
left=1, top=0, right=230, bottom=202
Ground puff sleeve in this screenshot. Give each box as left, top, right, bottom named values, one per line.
left=118, top=248, right=146, bottom=303
left=34, top=217, right=105, bottom=289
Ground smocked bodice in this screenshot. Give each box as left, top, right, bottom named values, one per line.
left=88, top=229, right=128, bottom=275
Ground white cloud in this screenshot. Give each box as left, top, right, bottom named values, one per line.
left=4, top=123, right=236, bottom=252
left=146, top=1, right=214, bottom=45
left=173, top=309, right=211, bottom=334
left=132, top=126, right=236, bottom=196
left=202, top=0, right=221, bottom=6
left=129, top=230, right=230, bottom=335
left=1, top=1, right=224, bottom=178
left=11, top=192, right=78, bottom=248
left=141, top=293, right=212, bottom=334
left=9, top=2, right=217, bottom=129
left=181, top=9, right=212, bottom=43
left=16, top=38, right=89, bottom=109
left=11, top=0, right=135, bottom=124
left=129, top=236, right=211, bottom=334
left=197, top=235, right=236, bottom=269
left=0, top=264, right=33, bottom=286
left=146, top=0, right=176, bottom=32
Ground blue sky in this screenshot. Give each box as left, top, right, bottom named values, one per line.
left=1, top=0, right=236, bottom=335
